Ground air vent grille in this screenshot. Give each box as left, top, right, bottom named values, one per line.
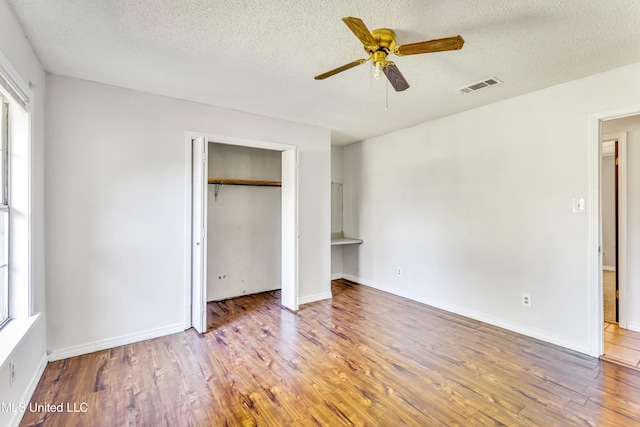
left=457, top=77, right=502, bottom=94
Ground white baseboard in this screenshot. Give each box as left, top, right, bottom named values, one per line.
left=603, top=265, right=616, bottom=271
left=299, top=291, right=332, bottom=305
left=344, top=274, right=591, bottom=355
left=331, top=273, right=343, bottom=280
left=9, top=354, right=47, bottom=427
left=47, top=323, right=185, bottom=362
left=626, top=322, right=640, bottom=333
left=342, top=273, right=362, bottom=283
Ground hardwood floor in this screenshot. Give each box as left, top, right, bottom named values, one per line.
left=604, top=321, right=640, bottom=369
left=20, top=279, right=640, bottom=426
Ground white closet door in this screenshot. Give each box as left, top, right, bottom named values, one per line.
left=191, top=136, right=208, bottom=333
left=281, top=148, right=299, bottom=310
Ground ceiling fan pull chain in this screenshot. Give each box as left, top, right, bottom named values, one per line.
left=385, top=78, right=389, bottom=111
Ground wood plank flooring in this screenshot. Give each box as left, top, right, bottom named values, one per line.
left=604, top=322, right=640, bottom=369
left=20, top=279, right=640, bottom=426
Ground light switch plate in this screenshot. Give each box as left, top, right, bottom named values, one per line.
left=572, top=197, right=586, bottom=214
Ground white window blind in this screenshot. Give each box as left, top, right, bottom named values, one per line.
left=0, top=55, right=28, bottom=110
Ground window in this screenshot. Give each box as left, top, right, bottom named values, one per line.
left=0, top=94, right=7, bottom=328
left=0, top=54, right=31, bottom=334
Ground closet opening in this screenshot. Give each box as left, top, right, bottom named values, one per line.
left=206, top=143, right=283, bottom=302
left=186, top=134, right=298, bottom=333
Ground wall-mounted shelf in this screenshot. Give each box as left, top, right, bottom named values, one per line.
left=208, top=178, right=281, bottom=201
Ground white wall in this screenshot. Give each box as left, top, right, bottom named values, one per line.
left=45, top=74, right=330, bottom=357
left=207, top=143, right=281, bottom=301
left=601, top=154, right=616, bottom=269
left=343, top=61, right=640, bottom=354
left=603, top=116, right=640, bottom=330
left=0, top=1, right=47, bottom=425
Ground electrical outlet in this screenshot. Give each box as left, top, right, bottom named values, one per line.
left=9, top=360, right=15, bottom=386
left=522, top=293, right=532, bottom=308
left=396, top=267, right=402, bottom=277
left=603, top=250, right=607, bottom=257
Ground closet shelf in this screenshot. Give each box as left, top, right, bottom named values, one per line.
left=331, top=237, right=363, bottom=246
left=208, top=178, right=281, bottom=187
left=330, top=232, right=363, bottom=246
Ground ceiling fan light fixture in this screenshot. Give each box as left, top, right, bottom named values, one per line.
left=374, top=61, right=383, bottom=79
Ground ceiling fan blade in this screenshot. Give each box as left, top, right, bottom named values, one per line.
left=342, top=16, right=377, bottom=47
left=314, top=58, right=368, bottom=80
left=383, top=63, right=410, bottom=92
left=395, top=35, right=464, bottom=56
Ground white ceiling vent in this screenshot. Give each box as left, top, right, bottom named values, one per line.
left=457, top=77, right=503, bottom=94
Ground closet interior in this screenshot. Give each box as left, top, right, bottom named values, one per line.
left=206, top=142, right=282, bottom=301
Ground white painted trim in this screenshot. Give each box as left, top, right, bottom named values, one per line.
left=47, top=323, right=185, bottom=362
left=344, top=274, right=591, bottom=355
left=602, top=140, right=615, bottom=156
left=342, top=274, right=359, bottom=282
left=603, top=265, right=616, bottom=272
left=331, top=273, right=343, bottom=280
left=183, top=133, right=193, bottom=329
left=8, top=354, right=47, bottom=427
left=27, top=90, right=34, bottom=317
left=589, top=106, right=640, bottom=358
left=603, top=132, right=627, bottom=329
left=298, top=292, right=333, bottom=305
left=199, top=133, right=295, bottom=152
left=587, top=114, right=602, bottom=358
left=0, top=49, right=33, bottom=111
left=626, top=322, right=640, bottom=333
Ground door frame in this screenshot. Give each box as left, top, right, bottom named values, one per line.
left=183, top=131, right=299, bottom=330
left=588, top=105, right=639, bottom=357
left=602, top=132, right=627, bottom=329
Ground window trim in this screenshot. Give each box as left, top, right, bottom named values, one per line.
left=0, top=96, right=7, bottom=328
left=1, top=94, right=7, bottom=205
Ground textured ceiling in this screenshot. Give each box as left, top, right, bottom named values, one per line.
left=7, top=0, right=640, bottom=145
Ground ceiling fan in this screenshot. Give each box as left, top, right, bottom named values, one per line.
left=315, top=16, right=464, bottom=92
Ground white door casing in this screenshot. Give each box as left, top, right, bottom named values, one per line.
left=603, top=132, right=627, bottom=330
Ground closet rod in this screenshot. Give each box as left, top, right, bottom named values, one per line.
left=208, top=178, right=281, bottom=187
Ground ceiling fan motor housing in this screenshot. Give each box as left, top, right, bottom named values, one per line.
left=369, top=28, right=396, bottom=52
left=368, top=28, right=396, bottom=66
